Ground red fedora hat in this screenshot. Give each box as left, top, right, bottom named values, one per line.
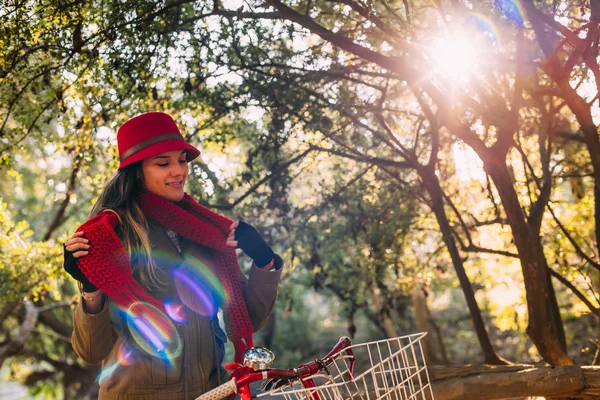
left=117, top=112, right=200, bottom=169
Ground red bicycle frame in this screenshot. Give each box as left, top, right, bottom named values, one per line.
left=228, top=336, right=354, bottom=400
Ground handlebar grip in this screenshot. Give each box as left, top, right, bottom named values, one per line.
left=195, top=378, right=237, bottom=400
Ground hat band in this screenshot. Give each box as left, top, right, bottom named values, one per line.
left=119, top=133, right=184, bottom=162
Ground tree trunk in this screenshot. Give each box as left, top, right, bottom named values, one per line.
left=412, top=283, right=434, bottom=364
left=370, top=286, right=398, bottom=338
left=260, top=311, right=276, bottom=350
left=345, top=306, right=357, bottom=339
left=426, top=298, right=450, bottom=365
left=484, top=157, right=572, bottom=366
left=420, top=167, right=506, bottom=365
left=429, top=365, right=600, bottom=400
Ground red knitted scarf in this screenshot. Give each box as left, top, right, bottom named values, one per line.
left=76, top=191, right=254, bottom=362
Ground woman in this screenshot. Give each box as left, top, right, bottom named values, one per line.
left=63, top=112, right=282, bottom=400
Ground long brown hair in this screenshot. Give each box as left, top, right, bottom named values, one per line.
left=89, top=164, right=165, bottom=289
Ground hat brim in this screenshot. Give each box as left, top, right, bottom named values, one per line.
left=118, top=139, right=201, bottom=170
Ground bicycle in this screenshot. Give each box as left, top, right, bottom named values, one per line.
left=196, top=332, right=434, bottom=400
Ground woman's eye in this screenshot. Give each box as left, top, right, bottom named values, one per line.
left=157, top=163, right=168, bottom=167
left=179, top=159, right=186, bottom=164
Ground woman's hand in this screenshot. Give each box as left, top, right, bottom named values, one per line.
left=65, top=231, right=89, bottom=258
left=226, top=221, right=274, bottom=269
left=64, top=231, right=97, bottom=292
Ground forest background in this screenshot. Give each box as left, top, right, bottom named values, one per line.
left=1, top=0, right=600, bottom=399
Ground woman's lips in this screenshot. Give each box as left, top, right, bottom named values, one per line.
left=166, top=181, right=183, bottom=188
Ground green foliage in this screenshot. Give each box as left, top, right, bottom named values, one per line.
left=0, top=200, right=67, bottom=304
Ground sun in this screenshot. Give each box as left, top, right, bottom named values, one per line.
left=429, top=32, right=481, bottom=82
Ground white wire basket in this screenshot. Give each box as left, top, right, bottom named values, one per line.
left=256, top=332, right=434, bottom=400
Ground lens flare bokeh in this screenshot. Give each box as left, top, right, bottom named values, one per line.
left=97, top=361, right=120, bottom=384
left=464, top=13, right=501, bottom=46
left=495, top=0, right=525, bottom=26
left=125, top=301, right=183, bottom=362
left=165, top=299, right=188, bottom=323
left=117, top=341, right=136, bottom=366
left=173, top=257, right=226, bottom=317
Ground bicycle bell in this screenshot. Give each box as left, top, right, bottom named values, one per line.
left=243, top=347, right=275, bottom=371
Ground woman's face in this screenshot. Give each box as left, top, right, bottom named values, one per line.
left=141, top=150, right=189, bottom=202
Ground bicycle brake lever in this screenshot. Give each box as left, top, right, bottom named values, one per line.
left=260, top=378, right=291, bottom=392
left=224, top=362, right=242, bottom=371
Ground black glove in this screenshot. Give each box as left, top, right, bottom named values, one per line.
left=63, top=244, right=97, bottom=292
left=234, top=221, right=275, bottom=268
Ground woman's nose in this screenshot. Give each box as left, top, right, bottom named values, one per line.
left=170, top=163, right=186, bottom=176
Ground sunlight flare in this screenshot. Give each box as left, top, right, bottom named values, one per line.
left=430, top=32, right=480, bottom=82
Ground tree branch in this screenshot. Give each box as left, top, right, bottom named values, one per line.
left=37, top=300, right=76, bottom=313
left=461, top=244, right=519, bottom=259
left=547, top=204, right=600, bottom=270
left=42, top=155, right=83, bottom=240
left=38, top=310, right=73, bottom=340
left=0, top=297, right=21, bottom=327
left=266, top=0, right=418, bottom=81
left=528, top=112, right=552, bottom=233
left=0, top=300, right=39, bottom=368
left=310, top=145, right=411, bottom=169
left=203, top=147, right=315, bottom=209
left=323, top=0, right=410, bottom=50
left=548, top=268, right=599, bottom=314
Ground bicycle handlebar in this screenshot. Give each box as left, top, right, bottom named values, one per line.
left=195, top=378, right=237, bottom=400
left=195, top=336, right=354, bottom=400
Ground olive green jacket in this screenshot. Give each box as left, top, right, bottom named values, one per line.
left=72, top=219, right=282, bottom=400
